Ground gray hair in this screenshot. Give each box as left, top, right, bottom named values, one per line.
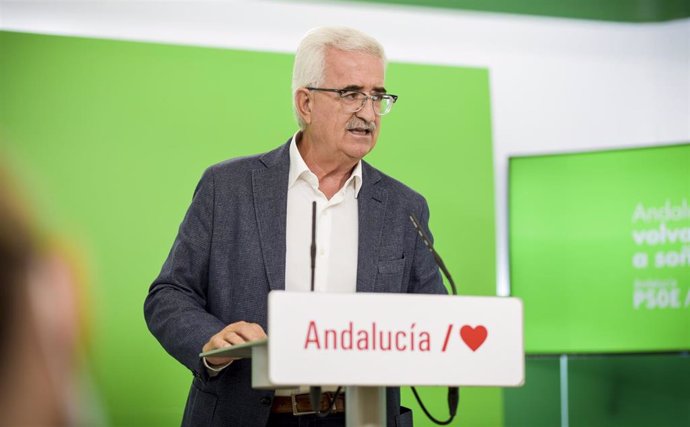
left=292, top=27, right=387, bottom=129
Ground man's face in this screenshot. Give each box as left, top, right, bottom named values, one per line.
left=308, top=47, right=385, bottom=162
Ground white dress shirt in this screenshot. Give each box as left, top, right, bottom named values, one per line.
left=285, top=133, right=361, bottom=294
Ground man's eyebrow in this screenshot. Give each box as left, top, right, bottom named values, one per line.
left=340, top=85, right=388, bottom=93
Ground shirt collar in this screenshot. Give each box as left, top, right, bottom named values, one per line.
left=348, top=159, right=363, bottom=198
left=288, top=132, right=363, bottom=198
left=288, top=132, right=315, bottom=189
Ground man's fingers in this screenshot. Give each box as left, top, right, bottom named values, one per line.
left=203, top=321, right=266, bottom=355
left=202, top=333, right=243, bottom=366
left=203, top=333, right=239, bottom=353
left=220, top=331, right=248, bottom=346
left=225, top=321, right=266, bottom=341
left=201, top=322, right=266, bottom=369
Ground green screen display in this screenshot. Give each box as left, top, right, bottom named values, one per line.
left=510, top=144, right=690, bottom=354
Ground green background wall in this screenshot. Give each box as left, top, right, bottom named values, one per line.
left=0, top=31, right=497, bottom=426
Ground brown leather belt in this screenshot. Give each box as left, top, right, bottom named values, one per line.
left=271, top=392, right=345, bottom=415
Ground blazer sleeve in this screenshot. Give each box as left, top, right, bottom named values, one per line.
left=144, top=167, right=226, bottom=380
left=408, top=197, right=448, bottom=296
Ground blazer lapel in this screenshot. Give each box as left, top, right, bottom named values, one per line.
left=252, top=143, right=290, bottom=291
left=356, top=162, right=387, bottom=293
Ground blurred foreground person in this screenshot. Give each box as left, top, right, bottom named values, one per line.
left=0, top=162, right=99, bottom=426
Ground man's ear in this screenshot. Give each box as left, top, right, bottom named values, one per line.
left=295, top=88, right=312, bottom=126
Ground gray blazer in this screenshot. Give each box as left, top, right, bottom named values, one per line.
left=144, top=140, right=446, bottom=426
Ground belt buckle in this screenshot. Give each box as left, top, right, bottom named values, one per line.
left=291, top=393, right=316, bottom=416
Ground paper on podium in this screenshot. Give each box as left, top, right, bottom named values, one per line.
left=200, top=338, right=267, bottom=359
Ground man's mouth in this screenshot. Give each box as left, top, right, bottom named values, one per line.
left=347, top=128, right=372, bottom=136
left=346, top=117, right=376, bottom=137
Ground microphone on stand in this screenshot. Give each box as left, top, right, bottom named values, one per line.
left=408, top=213, right=457, bottom=296
left=310, top=201, right=316, bottom=292
left=308, top=201, right=322, bottom=414
left=409, top=213, right=459, bottom=424
left=308, top=201, right=343, bottom=417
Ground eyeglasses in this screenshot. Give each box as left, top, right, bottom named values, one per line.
left=306, top=87, right=398, bottom=116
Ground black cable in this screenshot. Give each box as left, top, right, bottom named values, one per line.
left=316, top=386, right=343, bottom=417
left=411, top=387, right=459, bottom=425
left=409, top=214, right=461, bottom=425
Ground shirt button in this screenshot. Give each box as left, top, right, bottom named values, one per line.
left=260, top=396, right=272, bottom=406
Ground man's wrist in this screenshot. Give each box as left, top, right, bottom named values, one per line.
left=203, top=357, right=233, bottom=376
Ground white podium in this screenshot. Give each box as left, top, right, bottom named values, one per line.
left=201, top=291, right=524, bottom=426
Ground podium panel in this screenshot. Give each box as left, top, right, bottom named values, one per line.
left=268, top=291, right=524, bottom=387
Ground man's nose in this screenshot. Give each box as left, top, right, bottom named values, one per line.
left=356, top=97, right=377, bottom=123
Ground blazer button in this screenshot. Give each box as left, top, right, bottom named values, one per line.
left=260, top=396, right=272, bottom=406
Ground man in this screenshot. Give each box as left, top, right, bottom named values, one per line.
left=145, top=27, right=446, bottom=426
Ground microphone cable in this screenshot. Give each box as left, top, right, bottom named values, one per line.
left=315, top=386, right=343, bottom=417
left=409, top=214, right=460, bottom=425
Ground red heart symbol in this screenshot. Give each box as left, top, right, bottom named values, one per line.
left=460, top=325, right=487, bottom=351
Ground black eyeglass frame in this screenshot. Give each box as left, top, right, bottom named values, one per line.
left=305, top=87, right=399, bottom=116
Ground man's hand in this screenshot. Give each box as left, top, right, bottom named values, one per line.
left=202, top=321, right=267, bottom=367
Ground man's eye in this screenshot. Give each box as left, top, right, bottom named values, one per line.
left=341, top=92, right=361, bottom=100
